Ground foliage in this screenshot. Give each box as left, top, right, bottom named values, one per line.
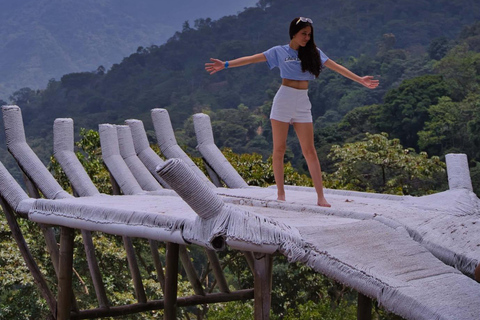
left=417, top=95, right=480, bottom=157
left=0, top=217, right=51, bottom=319
left=326, top=133, right=446, bottom=195
left=376, top=74, right=450, bottom=149
left=3, top=3, right=480, bottom=317
left=434, top=42, right=480, bottom=101
left=222, top=148, right=313, bottom=187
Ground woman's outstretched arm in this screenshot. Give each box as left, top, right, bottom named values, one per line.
left=324, top=59, right=379, bottom=89
left=205, top=53, right=267, bottom=75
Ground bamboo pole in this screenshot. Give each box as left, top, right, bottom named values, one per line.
left=149, top=240, right=166, bottom=292
left=26, top=174, right=107, bottom=309
left=164, top=242, right=179, bottom=320
left=57, top=227, right=75, bottom=320
left=205, top=249, right=230, bottom=293
left=71, top=289, right=254, bottom=319
left=253, top=253, right=273, bottom=320
left=179, top=245, right=205, bottom=296
left=23, top=175, right=62, bottom=274
left=109, top=172, right=147, bottom=303
left=123, top=236, right=147, bottom=303
left=81, top=229, right=110, bottom=308
left=242, top=251, right=255, bottom=273
left=357, top=292, right=372, bottom=320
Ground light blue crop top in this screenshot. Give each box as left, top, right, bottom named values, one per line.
left=263, top=44, right=329, bottom=80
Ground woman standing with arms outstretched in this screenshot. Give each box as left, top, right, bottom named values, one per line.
left=205, top=17, right=379, bottom=207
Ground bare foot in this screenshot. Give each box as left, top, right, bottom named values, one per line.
left=277, top=194, right=286, bottom=201
left=318, top=198, right=331, bottom=207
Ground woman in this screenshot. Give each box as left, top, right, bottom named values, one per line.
left=205, top=17, right=379, bottom=207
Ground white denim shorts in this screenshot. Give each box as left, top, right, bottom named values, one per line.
left=270, top=85, right=312, bottom=123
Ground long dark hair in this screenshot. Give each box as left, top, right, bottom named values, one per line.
left=289, top=17, right=322, bottom=78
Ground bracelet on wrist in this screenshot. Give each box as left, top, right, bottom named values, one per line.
left=224, top=61, right=229, bottom=69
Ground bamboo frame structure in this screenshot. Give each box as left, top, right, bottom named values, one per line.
left=0, top=183, right=261, bottom=319
left=4, top=105, right=480, bottom=320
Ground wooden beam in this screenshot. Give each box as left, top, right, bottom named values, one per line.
left=253, top=253, right=273, bottom=320
left=57, top=227, right=75, bottom=320
left=179, top=245, right=205, bottom=296
left=242, top=251, right=255, bottom=273
left=205, top=249, right=230, bottom=293
left=164, top=242, right=179, bottom=320
left=109, top=172, right=147, bottom=303
left=123, top=236, right=147, bottom=303
left=357, top=292, right=372, bottom=320
left=81, top=230, right=109, bottom=308
left=25, top=173, right=104, bottom=310
left=149, top=240, right=166, bottom=292
left=71, top=289, right=254, bottom=319
left=23, top=174, right=62, bottom=276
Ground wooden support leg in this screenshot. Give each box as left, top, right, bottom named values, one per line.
left=23, top=175, right=62, bottom=276
left=179, top=245, right=205, bottom=296
left=253, top=253, right=273, bottom=320
left=82, top=230, right=109, bottom=308
left=57, top=227, right=75, bottom=320
left=205, top=249, right=230, bottom=293
left=21, top=175, right=80, bottom=312
left=357, top=292, right=372, bottom=320
left=164, top=243, right=179, bottom=320
left=123, top=236, right=147, bottom=303
left=149, top=240, right=166, bottom=293
left=242, top=251, right=255, bottom=273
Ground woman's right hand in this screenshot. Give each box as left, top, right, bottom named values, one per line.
left=205, top=58, right=225, bottom=75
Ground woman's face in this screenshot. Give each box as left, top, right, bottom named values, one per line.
left=292, top=26, right=312, bottom=47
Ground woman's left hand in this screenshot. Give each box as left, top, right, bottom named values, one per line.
left=359, top=76, right=380, bottom=89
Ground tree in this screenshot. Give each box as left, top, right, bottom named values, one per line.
left=428, top=37, right=451, bottom=60
left=434, top=43, right=480, bottom=101
left=326, top=133, right=446, bottom=195
left=377, top=75, right=450, bottom=149
left=417, top=96, right=477, bottom=156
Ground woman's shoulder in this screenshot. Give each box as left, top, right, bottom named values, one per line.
left=267, top=44, right=290, bottom=51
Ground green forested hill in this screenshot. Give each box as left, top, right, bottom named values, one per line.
left=2, top=0, right=480, bottom=171
left=0, top=0, right=258, bottom=99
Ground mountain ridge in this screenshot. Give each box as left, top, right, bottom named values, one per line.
left=0, top=0, right=258, bottom=99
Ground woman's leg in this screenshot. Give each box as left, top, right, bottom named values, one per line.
left=271, top=119, right=290, bottom=201
left=293, top=122, right=331, bottom=207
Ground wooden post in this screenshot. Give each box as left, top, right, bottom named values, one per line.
left=205, top=249, right=230, bottom=293
left=357, top=292, right=372, bottom=320
left=57, top=227, right=75, bottom=320
left=123, top=236, right=147, bottom=303
left=253, top=253, right=273, bottom=320
left=81, top=230, right=109, bottom=308
left=23, top=174, right=62, bottom=275
left=242, top=251, right=255, bottom=273
left=25, top=174, right=106, bottom=310
left=179, top=245, right=205, bottom=296
left=149, top=240, right=166, bottom=292
left=164, top=242, right=179, bottom=320
left=109, top=172, right=147, bottom=303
